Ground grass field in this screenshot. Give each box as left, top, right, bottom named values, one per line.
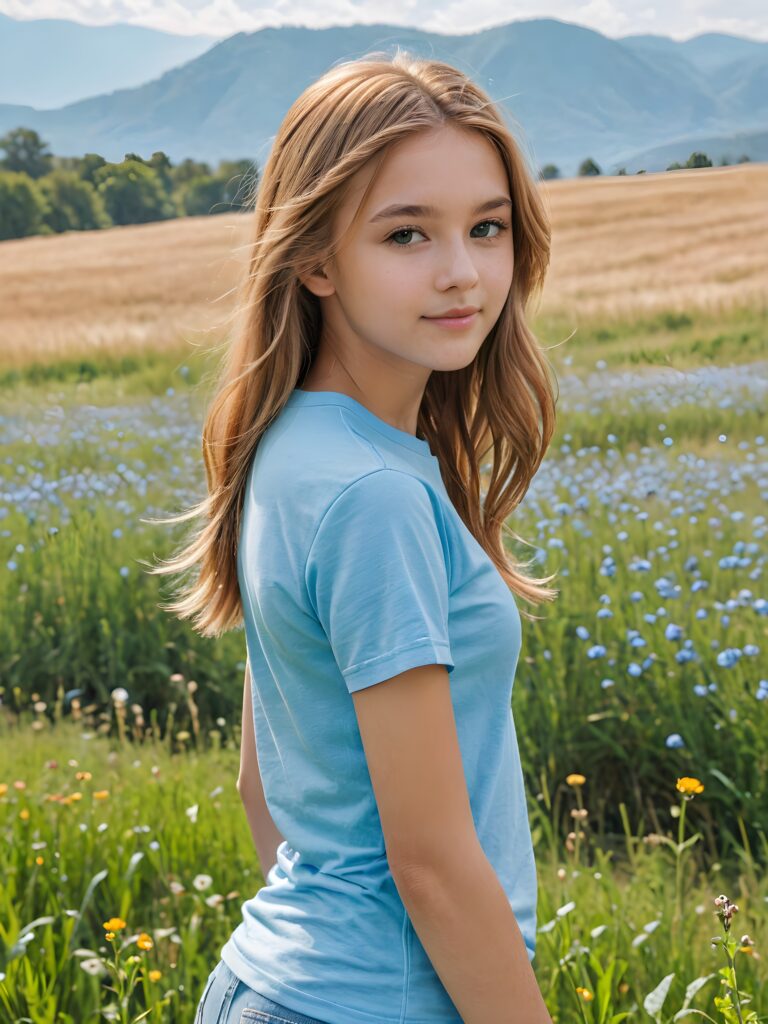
left=1, top=163, right=766, bottom=1022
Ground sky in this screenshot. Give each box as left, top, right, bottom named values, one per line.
left=0, top=0, right=766, bottom=42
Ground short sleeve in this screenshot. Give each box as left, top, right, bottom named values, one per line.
left=305, top=469, right=454, bottom=693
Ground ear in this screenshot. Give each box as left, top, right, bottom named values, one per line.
left=299, top=260, right=336, bottom=298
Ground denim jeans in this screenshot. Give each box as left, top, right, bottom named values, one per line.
left=194, top=959, right=331, bottom=1024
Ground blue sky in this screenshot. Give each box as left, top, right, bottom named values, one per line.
left=0, top=0, right=766, bottom=41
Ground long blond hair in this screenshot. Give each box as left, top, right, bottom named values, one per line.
left=145, top=48, right=560, bottom=637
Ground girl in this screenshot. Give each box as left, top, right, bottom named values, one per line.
left=151, top=48, right=558, bottom=1024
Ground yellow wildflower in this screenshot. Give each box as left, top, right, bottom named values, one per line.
left=136, top=933, right=154, bottom=951
left=575, top=986, right=594, bottom=1001
left=566, top=773, right=586, bottom=787
left=676, top=777, right=704, bottom=796
left=148, top=969, right=162, bottom=982
left=35, top=856, right=44, bottom=866
left=93, top=790, right=110, bottom=800
left=0, top=783, right=7, bottom=797
left=19, top=808, right=30, bottom=821
left=105, top=932, right=115, bottom=941
left=103, top=917, right=127, bottom=932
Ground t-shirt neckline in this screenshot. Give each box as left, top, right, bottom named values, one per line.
left=290, top=389, right=435, bottom=457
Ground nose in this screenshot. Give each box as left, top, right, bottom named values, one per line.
left=433, top=236, right=480, bottom=293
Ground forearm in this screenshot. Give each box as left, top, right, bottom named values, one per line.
left=238, top=784, right=286, bottom=881
left=392, top=841, right=552, bottom=1023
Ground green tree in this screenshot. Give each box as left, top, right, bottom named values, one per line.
left=36, top=169, right=111, bottom=232
left=216, top=158, right=258, bottom=207
left=578, top=157, right=601, bottom=176
left=171, top=157, right=213, bottom=186
left=685, top=151, right=712, bottom=168
left=149, top=151, right=174, bottom=194
left=93, top=159, right=176, bottom=225
left=0, top=170, right=49, bottom=239
left=540, top=164, right=560, bottom=180
left=177, top=175, right=228, bottom=216
left=0, top=127, right=54, bottom=179
left=79, top=153, right=107, bottom=185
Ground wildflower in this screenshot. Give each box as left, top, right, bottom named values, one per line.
left=575, top=987, right=594, bottom=1001
left=105, top=932, right=115, bottom=941
left=676, top=777, right=704, bottom=798
left=14, top=780, right=26, bottom=791
left=0, top=784, right=7, bottom=797
left=714, top=894, right=739, bottom=932
left=80, top=958, right=106, bottom=976
left=75, top=770, right=92, bottom=781
left=570, top=808, right=589, bottom=821
left=643, top=832, right=666, bottom=847
left=93, top=790, right=109, bottom=800
left=35, top=856, right=44, bottom=865
left=566, top=773, right=586, bottom=787
left=149, top=969, right=162, bottom=982
left=19, top=809, right=30, bottom=821
left=136, top=933, right=153, bottom=951
left=103, top=917, right=127, bottom=932
left=738, top=935, right=756, bottom=955
left=193, top=873, right=213, bottom=891
left=176, top=731, right=191, bottom=742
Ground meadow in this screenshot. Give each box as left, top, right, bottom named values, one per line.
left=1, top=163, right=767, bottom=1022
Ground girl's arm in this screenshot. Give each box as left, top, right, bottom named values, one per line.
left=236, top=660, right=286, bottom=880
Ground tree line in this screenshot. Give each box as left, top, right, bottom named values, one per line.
left=0, top=126, right=754, bottom=241
left=540, top=150, right=751, bottom=179
left=0, top=127, right=258, bottom=241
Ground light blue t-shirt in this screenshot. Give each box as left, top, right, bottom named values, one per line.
left=221, top=389, right=538, bottom=1024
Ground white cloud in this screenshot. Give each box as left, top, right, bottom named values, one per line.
left=0, top=0, right=766, bottom=41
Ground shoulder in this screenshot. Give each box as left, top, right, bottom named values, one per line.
left=316, top=468, right=442, bottom=534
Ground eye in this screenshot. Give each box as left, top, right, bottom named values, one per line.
left=384, top=218, right=509, bottom=247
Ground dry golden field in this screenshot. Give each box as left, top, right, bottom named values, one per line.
left=0, top=162, right=765, bottom=369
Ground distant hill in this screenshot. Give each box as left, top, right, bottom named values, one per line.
left=0, top=12, right=216, bottom=108
left=0, top=18, right=765, bottom=176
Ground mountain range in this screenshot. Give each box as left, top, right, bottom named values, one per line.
left=0, top=15, right=765, bottom=177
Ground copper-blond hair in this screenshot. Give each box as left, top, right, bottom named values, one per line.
left=144, top=48, right=560, bottom=637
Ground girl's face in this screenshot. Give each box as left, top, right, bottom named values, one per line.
left=303, top=123, right=514, bottom=390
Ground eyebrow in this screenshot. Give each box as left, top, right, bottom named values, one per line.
left=368, top=196, right=513, bottom=223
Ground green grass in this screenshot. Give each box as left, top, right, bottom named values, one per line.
left=1, top=298, right=767, bottom=1021
left=1, top=721, right=765, bottom=1022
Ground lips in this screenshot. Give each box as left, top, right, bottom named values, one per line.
left=426, top=307, right=479, bottom=318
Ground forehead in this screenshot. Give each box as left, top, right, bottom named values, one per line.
left=337, top=125, right=508, bottom=233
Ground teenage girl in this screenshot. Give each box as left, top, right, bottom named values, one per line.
left=153, top=48, right=558, bottom=1024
